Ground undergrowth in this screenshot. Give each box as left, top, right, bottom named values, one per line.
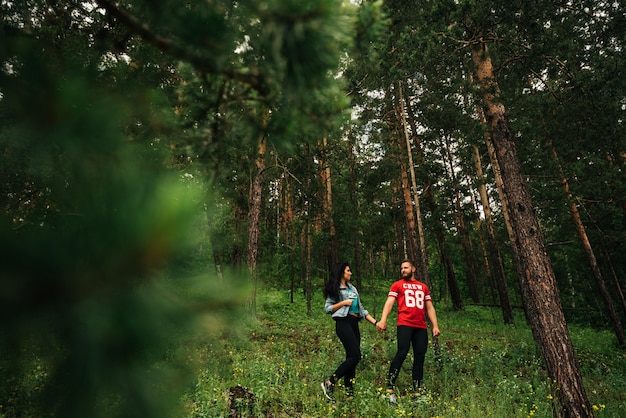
left=182, top=287, right=626, bottom=417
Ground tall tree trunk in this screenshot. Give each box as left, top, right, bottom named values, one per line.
left=391, top=181, right=405, bottom=262
left=282, top=173, right=296, bottom=303
left=319, top=135, right=338, bottom=269
left=348, top=138, right=362, bottom=288
left=472, top=42, right=593, bottom=418
left=442, top=135, right=475, bottom=308
left=398, top=82, right=428, bottom=281
left=209, top=234, right=224, bottom=281
left=473, top=144, right=514, bottom=323
left=306, top=211, right=312, bottom=316
left=421, top=180, right=463, bottom=309
left=299, top=219, right=307, bottom=297
left=482, top=111, right=517, bottom=256
left=393, top=94, right=420, bottom=263
left=368, top=238, right=377, bottom=314
left=600, top=244, right=626, bottom=318
left=405, top=94, right=444, bottom=290
left=549, top=140, right=625, bottom=346
left=246, top=108, right=269, bottom=316
left=602, top=152, right=626, bottom=316
left=481, top=106, right=522, bottom=305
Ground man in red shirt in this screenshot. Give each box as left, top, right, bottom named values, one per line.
left=377, top=259, right=440, bottom=402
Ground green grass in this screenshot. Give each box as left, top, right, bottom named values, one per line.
left=181, top=287, right=625, bottom=417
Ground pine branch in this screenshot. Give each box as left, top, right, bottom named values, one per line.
left=94, top=0, right=267, bottom=95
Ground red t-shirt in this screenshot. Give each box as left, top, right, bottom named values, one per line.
left=388, top=279, right=432, bottom=328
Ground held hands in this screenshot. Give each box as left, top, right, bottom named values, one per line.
left=376, top=319, right=387, bottom=332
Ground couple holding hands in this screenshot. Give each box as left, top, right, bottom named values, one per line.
left=321, top=260, right=440, bottom=403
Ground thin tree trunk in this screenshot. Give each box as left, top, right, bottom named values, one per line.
left=481, top=105, right=522, bottom=305
left=472, top=144, right=514, bottom=323
left=209, top=233, right=224, bottom=281
left=442, top=135, right=475, bottom=309
left=300, top=220, right=307, bottom=296
left=404, top=94, right=437, bottom=287
left=549, top=140, right=625, bottom=346
left=246, top=107, right=269, bottom=316
left=349, top=138, right=362, bottom=288
left=600, top=244, right=626, bottom=318
left=282, top=173, right=296, bottom=303
left=472, top=42, right=593, bottom=418
left=306, top=212, right=312, bottom=316
left=398, top=82, right=428, bottom=281
left=391, top=181, right=405, bottom=262
left=368, top=238, right=377, bottom=314
left=421, top=180, right=463, bottom=309
left=393, top=94, right=420, bottom=263
left=482, top=111, right=517, bottom=256
left=320, top=135, right=338, bottom=269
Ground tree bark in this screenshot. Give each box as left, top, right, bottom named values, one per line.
left=549, top=140, right=625, bottom=346
left=281, top=173, right=296, bottom=303
left=246, top=108, right=269, bottom=316
left=472, top=42, right=593, bottom=418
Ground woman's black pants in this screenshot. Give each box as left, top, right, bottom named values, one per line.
left=330, top=315, right=361, bottom=388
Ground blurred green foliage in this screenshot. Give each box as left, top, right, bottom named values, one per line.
left=0, top=0, right=359, bottom=415
left=0, top=8, right=242, bottom=418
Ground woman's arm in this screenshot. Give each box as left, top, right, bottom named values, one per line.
left=325, top=296, right=352, bottom=314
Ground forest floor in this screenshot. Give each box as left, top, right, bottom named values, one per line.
left=181, top=287, right=626, bottom=417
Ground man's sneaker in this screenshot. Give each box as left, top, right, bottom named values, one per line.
left=411, top=388, right=429, bottom=404
left=386, top=390, right=397, bottom=404
left=321, top=381, right=335, bottom=402
left=345, top=387, right=354, bottom=401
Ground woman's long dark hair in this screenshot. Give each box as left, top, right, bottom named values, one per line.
left=323, top=262, right=349, bottom=299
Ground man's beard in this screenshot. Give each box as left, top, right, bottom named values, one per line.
left=402, top=271, right=414, bottom=280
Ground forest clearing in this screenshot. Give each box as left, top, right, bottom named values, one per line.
left=181, top=287, right=625, bottom=417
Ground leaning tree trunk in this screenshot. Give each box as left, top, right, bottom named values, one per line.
left=549, top=140, right=625, bottom=347
left=472, top=42, right=593, bottom=418
left=405, top=96, right=434, bottom=285
left=399, top=82, right=429, bottom=282
left=393, top=100, right=420, bottom=264
left=482, top=113, right=518, bottom=259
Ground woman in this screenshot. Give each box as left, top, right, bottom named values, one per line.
left=321, top=262, right=378, bottom=402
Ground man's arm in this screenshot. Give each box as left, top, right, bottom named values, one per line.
left=376, top=296, right=396, bottom=331
left=426, top=300, right=440, bottom=336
